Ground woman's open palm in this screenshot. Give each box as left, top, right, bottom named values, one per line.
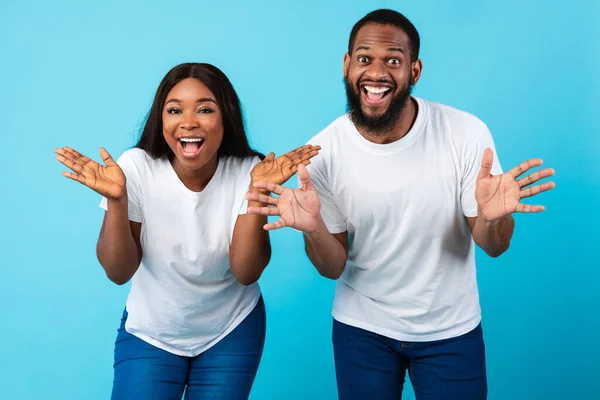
left=55, top=146, right=126, bottom=200
left=250, top=145, right=321, bottom=186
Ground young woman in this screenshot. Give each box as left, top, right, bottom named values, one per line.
left=54, top=63, right=319, bottom=399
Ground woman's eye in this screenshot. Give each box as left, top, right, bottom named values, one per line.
left=198, top=108, right=214, bottom=114
left=166, top=108, right=181, bottom=114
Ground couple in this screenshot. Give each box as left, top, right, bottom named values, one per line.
left=55, top=9, right=555, bottom=400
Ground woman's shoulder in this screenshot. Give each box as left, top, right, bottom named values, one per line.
left=117, top=147, right=151, bottom=165
left=114, top=148, right=165, bottom=184
left=219, top=154, right=261, bottom=176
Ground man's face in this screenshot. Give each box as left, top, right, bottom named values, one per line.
left=344, top=23, right=421, bottom=134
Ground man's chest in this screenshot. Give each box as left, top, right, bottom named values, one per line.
left=330, top=149, right=462, bottom=231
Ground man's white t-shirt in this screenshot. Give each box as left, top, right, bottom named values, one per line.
left=100, top=148, right=261, bottom=357
left=306, top=97, right=502, bottom=342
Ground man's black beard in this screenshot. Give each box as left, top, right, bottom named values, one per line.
left=345, top=76, right=413, bottom=135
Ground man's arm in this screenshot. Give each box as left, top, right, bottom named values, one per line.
left=466, top=214, right=514, bottom=258
left=304, top=218, right=349, bottom=279
left=246, top=163, right=350, bottom=279
left=467, top=148, right=554, bottom=258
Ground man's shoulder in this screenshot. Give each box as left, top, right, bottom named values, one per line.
left=418, top=97, right=492, bottom=149
left=420, top=97, right=488, bottom=132
left=302, top=114, right=351, bottom=180
left=306, top=114, right=352, bottom=146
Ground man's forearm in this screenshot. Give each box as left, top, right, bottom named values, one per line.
left=304, top=217, right=348, bottom=279
left=472, top=211, right=515, bottom=258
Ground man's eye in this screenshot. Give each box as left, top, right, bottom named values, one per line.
left=358, top=56, right=369, bottom=63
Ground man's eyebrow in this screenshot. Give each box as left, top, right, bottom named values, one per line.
left=354, top=45, right=405, bottom=53
left=388, top=47, right=405, bottom=53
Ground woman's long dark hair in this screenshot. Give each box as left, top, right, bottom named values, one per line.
left=136, top=63, right=264, bottom=160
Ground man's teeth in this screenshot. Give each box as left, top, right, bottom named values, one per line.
left=180, top=138, right=203, bottom=142
left=364, top=86, right=391, bottom=94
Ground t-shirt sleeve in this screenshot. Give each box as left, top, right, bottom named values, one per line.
left=237, top=156, right=261, bottom=215
left=99, top=150, right=143, bottom=223
left=460, top=125, right=503, bottom=217
left=304, top=159, right=347, bottom=234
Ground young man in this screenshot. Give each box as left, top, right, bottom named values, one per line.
left=247, top=9, right=555, bottom=400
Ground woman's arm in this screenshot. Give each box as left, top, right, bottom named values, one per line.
left=229, top=145, right=320, bottom=285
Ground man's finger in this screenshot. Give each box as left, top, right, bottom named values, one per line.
left=476, top=148, right=494, bottom=181
left=519, top=181, right=555, bottom=199
left=246, top=192, right=279, bottom=205
left=298, top=164, right=315, bottom=190
left=515, top=203, right=545, bottom=213
left=253, top=181, right=285, bottom=195
left=509, top=158, right=543, bottom=179
left=518, top=168, right=555, bottom=188
left=247, top=206, right=281, bottom=216
left=264, top=218, right=288, bottom=231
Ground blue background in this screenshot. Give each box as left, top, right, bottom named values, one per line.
left=1, top=0, right=598, bottom=399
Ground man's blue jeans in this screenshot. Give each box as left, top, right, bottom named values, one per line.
left=333, top=319, right=487, bottom=399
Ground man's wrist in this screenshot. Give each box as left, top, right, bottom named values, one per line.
left=477, top=206, right=504, bottom=225
left=303, top=215, right=326, bottom=236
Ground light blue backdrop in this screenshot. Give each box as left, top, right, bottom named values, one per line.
left=1, top=0, right=597, bottom=399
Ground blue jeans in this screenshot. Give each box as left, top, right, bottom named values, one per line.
left=332, top=320, right=487, bottom=400
left=111, top=296, right=266, bottom=400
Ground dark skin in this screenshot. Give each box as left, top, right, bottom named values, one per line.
left=344, top=24, right=422, bottom=143
left=55, top=77, right=320, bottom=285
left=246, top=23, right=555, bottom=279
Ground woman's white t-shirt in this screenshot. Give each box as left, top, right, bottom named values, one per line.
left=100, top=148, right=261, bottom=357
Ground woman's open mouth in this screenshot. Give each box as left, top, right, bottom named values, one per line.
left=177, top=137, right=205, bottom=158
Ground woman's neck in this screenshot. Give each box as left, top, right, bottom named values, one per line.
left=170, top=154, right=219, bottom=192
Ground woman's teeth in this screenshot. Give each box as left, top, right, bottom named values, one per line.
left=179, top=137, right=204, bottom=152
left=180, top=138, right=204, bottom=143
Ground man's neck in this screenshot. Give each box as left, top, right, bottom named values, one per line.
left=357, top=97, right=418, bottom=145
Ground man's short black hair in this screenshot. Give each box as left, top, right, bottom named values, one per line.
left=348, top=9, right=420, bottom=62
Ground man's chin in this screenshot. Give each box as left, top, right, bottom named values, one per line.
left=362, top=107, right=387, bottom=117
left=361, top=104, right=389, bottom=119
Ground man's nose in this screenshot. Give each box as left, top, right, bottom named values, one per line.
left=364, top=61, right=389, bottom=81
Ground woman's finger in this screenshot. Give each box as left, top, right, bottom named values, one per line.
left=62, top=147, right=92, bottom=165
left=56, top=154, right=85, bottom=174
left=62, top=171, right=87, bottom=185
left=290, top=146, right=320, bottom=164
left=99, top=147, right=118, bottom=166
left=286, top=145, right=320, bottom=162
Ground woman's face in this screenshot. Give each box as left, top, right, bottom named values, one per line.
left=162, top=77, right=224, bottom=172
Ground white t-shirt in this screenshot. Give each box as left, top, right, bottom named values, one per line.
left=100, top=148, right=261, bottom=357
left=306, top=97, right=503, bottom=342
